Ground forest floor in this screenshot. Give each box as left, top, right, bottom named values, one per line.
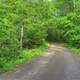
left=0, top=44, right=80, bottom=80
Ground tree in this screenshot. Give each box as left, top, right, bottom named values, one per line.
left=53, top=0, right=76, bottom=16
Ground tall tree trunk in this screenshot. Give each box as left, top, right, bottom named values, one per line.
left=73, top=0, right=76, bottom=12
left=20, top=25, right=24, bottom=49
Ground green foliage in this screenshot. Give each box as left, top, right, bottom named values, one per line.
left=0, top=43, right=48, bottom=72
left=23, top=26, right=47, bottom=48
left=46, top=17, right=59, bottom=41
left=46, top=12, right=80, bottom=48
left=0, top=0, right=54, bottom=71
left=0, top=0, right=80, bottom=72
left=48, top=12, right=80, bottom=48
left=22, top=1, right=54, bottom=48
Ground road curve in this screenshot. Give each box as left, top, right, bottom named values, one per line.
left=0, top=44, right=80, bottom=80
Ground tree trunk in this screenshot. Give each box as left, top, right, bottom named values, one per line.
left=73, top=0, right=76, bottom=12
left=20, top=25, right=24, bottom=49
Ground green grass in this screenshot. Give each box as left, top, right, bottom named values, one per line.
left=70, top=47, right=80, bottom=54
left=51, top=42, right=80, bottom=55
left=64, top=43, right=80, bottom=54
left=0, top=42, right=48, bottom=73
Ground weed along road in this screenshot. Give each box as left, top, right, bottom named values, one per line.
left=0, top=44, right=80, bottom=80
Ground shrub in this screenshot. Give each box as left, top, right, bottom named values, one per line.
left=0, top=19, right=19, bottom=68
left=23, top=25, right=47, bottom=48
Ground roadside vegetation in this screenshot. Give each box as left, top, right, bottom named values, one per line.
left=0, top=0, right=80, bottom=72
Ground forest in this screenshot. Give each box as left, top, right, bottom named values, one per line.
left=0, top=0, right=80, bottom=72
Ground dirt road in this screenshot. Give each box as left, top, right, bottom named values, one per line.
left=0, top=44, right=80, bottom=80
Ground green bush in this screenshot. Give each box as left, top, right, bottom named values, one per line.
left=56, top=13, right=80, bottom=47
left=46, top=13, right=80, bottom=48
left=0, top=19, right=19, bottom=68
left=23, top=25, right=47, bottom=48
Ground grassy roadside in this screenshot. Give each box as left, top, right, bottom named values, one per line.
left=1, top=42, right=79, bottom=73
left=0, top=42, right=48, bottom=73
left=50, top=42, right=80, bottom=54
left=63, top=43, right=80, bottom=54
left=70, top=47, right=80, bottom=54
